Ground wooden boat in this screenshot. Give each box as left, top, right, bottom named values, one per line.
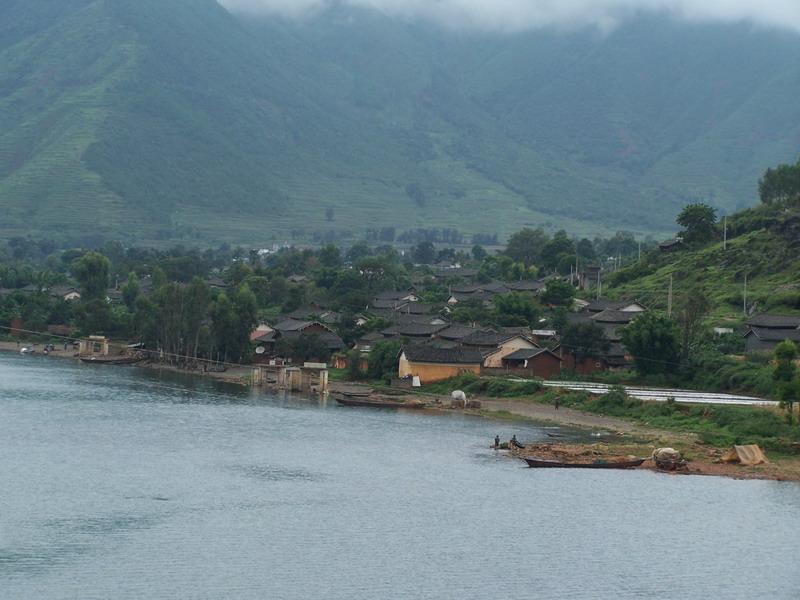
left=338, top=389, right=373, bottom=398
left=80, top=355, right=143, bottom=365
left=546, top=432, right=565, bottom=438
left=334, top=395, right=425, bottom=409
left=521, top=457, right=645, bottom=469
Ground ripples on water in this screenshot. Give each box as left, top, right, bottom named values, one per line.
left=1, top=353, right=799, bottom=599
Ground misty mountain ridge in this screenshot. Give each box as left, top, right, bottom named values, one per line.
left=1, top=0, right=799, bottom=244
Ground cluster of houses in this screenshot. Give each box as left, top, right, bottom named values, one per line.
left=384, top=293, right=648, bottom=384
left=246, top=277, right=652, bottom=384
left=247, top=279, right=800, bottom=387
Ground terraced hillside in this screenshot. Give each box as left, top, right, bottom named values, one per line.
left=2, top=0, right=800, bottom=244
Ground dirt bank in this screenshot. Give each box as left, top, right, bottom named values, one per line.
left=338, top=382, right=800, bottom=482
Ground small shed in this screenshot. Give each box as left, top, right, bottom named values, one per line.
left=500, top=348, right=563, bottom=379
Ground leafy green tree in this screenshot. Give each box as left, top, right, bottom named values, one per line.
left=226, top=262, right=254, bottom=287
left=774, top=340, right=799, bottom=423
left=541, top=279, right=575, bottom=306
left=346, top=242, right=372, bottom=263
left=152, top=266, right=168, bottom=289
left=133, top=296, right=158, bottom=346
left=185, top=278, right=210, bottom=361
left=208, top=284, right=258, bottom=364
left=450, top=299, right=491, bottom=324
left=676, top=286, right=711, bottom=360
left=243, top=275, right=271, bottom=307
left=345, top=349, right=364, bottom=380
left=677, top=203, right=717, bottom=245
left=550, top=306, right=569, bottom=334
left=318, top=244, right=341, bottom=268
left=122, top=272, right=140, bottom=310
left=72, top=252, right=110, bottom=300
left=368, top=340, right=402, bottom=381
left=541, top=230, right=575, bottom=272
left=75, top=298, right=113, bottom=335
left=621, top=313, right=681, bottom=375
left=282, top=285, right=305, bottom=313
left=560, top=322, right=611, bottom=363
left=413, top=241, right=436, bottom=264
left=505, top=228, right=548, bottom=267
left=759, top=159, right=800, bottom=204
left=266, top=276, right=289, bottom=306
left=472, top=244, right=487, bottom=261
left=493, top=293, right=539, bottom=326
left=576, top=238, right=596, bottom=261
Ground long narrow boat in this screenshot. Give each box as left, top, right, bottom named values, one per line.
left=334, top=395, right=425, bottom=409
left=521, top=457, right=645, bottom=469
left=80, top=355, right=143, bottom=365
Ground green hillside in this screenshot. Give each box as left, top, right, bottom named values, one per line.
left=1, top=1, right=800, bottom=244
left=604, top=202, right=800, bottom=324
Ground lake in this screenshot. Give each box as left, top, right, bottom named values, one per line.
left=1, top=353, right=799, bottom=599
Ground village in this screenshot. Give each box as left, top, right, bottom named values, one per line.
left=2, top=191, right=800, bottom=483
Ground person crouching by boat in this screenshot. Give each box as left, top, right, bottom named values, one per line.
left=510, top=435, right=525, bottom=449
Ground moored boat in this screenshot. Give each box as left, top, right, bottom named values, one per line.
left=80, top=355, right=143, bottom=365
left=334, top=395, right=425, bottom=409
left=521, top=457, right=645, bottom=469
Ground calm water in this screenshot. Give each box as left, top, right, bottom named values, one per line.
left=1, top=353, right=799, bottom=599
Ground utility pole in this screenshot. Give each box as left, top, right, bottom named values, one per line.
left=667, top=274, right=673, bottom=318
left=743, top=273, right=748, bottom=316
left=597, top=270, right=602, bottom=301
left=638, top=241, right=641, bottom=262
left=723, top=215, right=727, bottom=251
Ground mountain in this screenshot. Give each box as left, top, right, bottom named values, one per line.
left=1, top=0, right=800, bottom=245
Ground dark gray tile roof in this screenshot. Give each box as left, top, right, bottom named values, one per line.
left=590, top=310, right=639, bottom=324
left=504, top=280, right=545, bottom=292
left=502, top=348, right=560, bottom=361
left=745, top=314, right=800, bottom=329
left=372, top=299, right=409, bottom=310
left=461, top=330, right=531, bottom=347
left=745, top=327, right=800, bottom=342
left=395, top=323, right=449, bottom=337
left=437, top=324, right=483, bottom=340
left=402, top=345, right=484, bottom=365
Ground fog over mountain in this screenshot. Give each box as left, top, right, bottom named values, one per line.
left=220, top=0, right=800, bottom=33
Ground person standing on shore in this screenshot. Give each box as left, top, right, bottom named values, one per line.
left=494, top=435, right=500, bottom=449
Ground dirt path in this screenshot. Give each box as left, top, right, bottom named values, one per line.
left=478, top=399, right=691, bottom=442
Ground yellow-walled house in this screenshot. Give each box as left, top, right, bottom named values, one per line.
left=478, top=334, right=540, bottom=368
left=398, top=346, right=483, bottom=385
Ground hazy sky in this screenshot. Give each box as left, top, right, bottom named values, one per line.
left=219, top=0, right=800, bottom=33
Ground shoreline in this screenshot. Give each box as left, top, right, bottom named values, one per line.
left=4, top=342, right=798, bottom=482
left=336, top=381, right=800, bottom=482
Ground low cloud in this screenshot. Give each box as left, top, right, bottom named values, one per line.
left=219, top=0, right=800, bottom=33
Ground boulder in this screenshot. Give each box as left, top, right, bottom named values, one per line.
left=652, top=447, right=687, bottom=471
